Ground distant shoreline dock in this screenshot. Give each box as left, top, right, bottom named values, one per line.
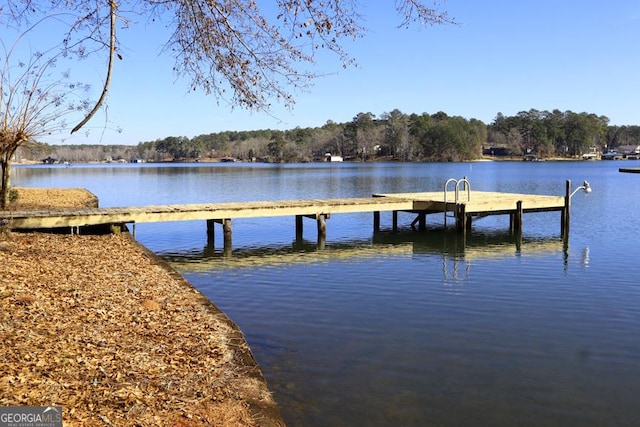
left=2, top=180, right=585, bottom=247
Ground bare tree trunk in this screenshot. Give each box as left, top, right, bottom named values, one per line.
left=1, top=155, right=11, bottom=209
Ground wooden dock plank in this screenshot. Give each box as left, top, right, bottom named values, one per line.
left=375, top=191, right=565, bottom=214
left=1, top=197, right=415, bottom=229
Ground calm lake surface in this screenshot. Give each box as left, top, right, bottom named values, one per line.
left=13, top=161, right=640, bottom=426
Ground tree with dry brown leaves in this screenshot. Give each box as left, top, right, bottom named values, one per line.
left=0, top=0, right=453, bottom=207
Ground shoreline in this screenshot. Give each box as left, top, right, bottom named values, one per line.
left=1, top=188, right=285, bottom=426
left=12, top=155, right=599, bottom=166
left=127, top=232, right=284, bottom=426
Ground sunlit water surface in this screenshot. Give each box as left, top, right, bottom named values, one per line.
left=14, top=161, right=640, bottom=426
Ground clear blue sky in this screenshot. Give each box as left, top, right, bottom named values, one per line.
left=5, top=1, right=640, bottom=145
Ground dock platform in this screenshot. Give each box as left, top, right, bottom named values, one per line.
left=619, top=168, right=640, bottom=173
left=374, top=190, right=566, bottom=232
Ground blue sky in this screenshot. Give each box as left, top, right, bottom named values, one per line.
left=4, top=1, right=640, bottom=145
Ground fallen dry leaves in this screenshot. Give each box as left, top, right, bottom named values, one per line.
left=10, top=187, right=99, bottom=209
left=1, top=188, right=283, bottom=426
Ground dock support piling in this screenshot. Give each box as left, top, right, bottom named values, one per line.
left=295, top=215, right=304, bottom=239
left=392, top=211, right=398, bottom=232
left=411, top=213, right=426, bottom=231
left=206, top=219, right=232, bottom=252
left=418, top=213, right=426, bottom=231
left=317, top=214, right=327, bottom=238
left=455, top=204, right=467, bottom=234
left=223, top=219, right=232, bottom=248
left=514, top=201, right=523, bottom=234
left=206, top=219, right=215, bottom=243
left=373, top=211, right=380, bottom=233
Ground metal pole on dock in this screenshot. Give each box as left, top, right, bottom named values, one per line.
left=562, top=180, right=571, bottom=237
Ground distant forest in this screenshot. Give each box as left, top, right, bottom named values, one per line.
left=15, top=109, right=640, bottom=163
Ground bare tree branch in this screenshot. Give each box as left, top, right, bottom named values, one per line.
left=71, top=0, right=117, bottom=134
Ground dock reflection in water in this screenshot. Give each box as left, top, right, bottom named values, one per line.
left=163, top=229, right=568, bottom=278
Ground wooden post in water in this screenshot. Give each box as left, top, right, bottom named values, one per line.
left=207, top=218, right=232, bottom=251
left=373, top=211, right=380, bottom=233
left=222, top=219, right=232, bottom=248
left=514, top=200, right=523, bottom=233
left=295, top=215, right=304, bottom=240
left=316, top=214, right=327, bottom=249
left=392, top=211, right=398, bottom=232
left=418, top=213, right=426, bottom=231
left=455, top=203, right=467, bottom=234
left=206, top=219, right=215, bottom=244
left=561, top=179, right=571, bottom=237
left=514, top=200, right=523, bottom=248
left=317, top=214, right=327, bottom=239
left=411, top=213, right=426, bottom=231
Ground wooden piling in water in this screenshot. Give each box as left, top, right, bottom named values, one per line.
left=206, top=219, right=215, bottom=242
left=222, top=219, right=232, bottom=247
left=317, top=214, right=327, bottom=238
left=206, top=218, right=232, bottom=251
left=455, top=204, right=467, bottom=235
left=295, top=215, right=304, bottom=239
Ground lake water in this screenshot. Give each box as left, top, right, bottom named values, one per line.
left=13, top=160, right=640, bottom=426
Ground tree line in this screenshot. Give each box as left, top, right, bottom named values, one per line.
left=15, top=108, right=640, bottom=164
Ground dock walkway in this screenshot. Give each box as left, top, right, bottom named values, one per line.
left=1, top=180, right=582, bottom=246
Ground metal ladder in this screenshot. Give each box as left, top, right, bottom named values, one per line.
left=443, top=177, right=470, bottom=227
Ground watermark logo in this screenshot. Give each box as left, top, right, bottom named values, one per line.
left=0, top=406, right=62, bottom=427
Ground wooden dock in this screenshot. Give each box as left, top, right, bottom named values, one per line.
left=619, top=167, right=640, bottom=173
left=1, top=180, right=583, bottom=247
left=373, top=190, right=567, bottom=232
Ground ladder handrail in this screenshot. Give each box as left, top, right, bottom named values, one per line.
left=456, top=178, right=471, bottom=202
left=443, top=177, right=471, bottom=227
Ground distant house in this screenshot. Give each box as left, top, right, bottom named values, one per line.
left=325, top=153, right=344, bottom=162
left=581, top=146, right=600, bottom=160
left=617, top=145, right=640, bottom=159
left=482, top=146, right=510, bottom=156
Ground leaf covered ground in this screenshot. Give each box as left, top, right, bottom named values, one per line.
left=1, top=188, right=283, bottom=426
